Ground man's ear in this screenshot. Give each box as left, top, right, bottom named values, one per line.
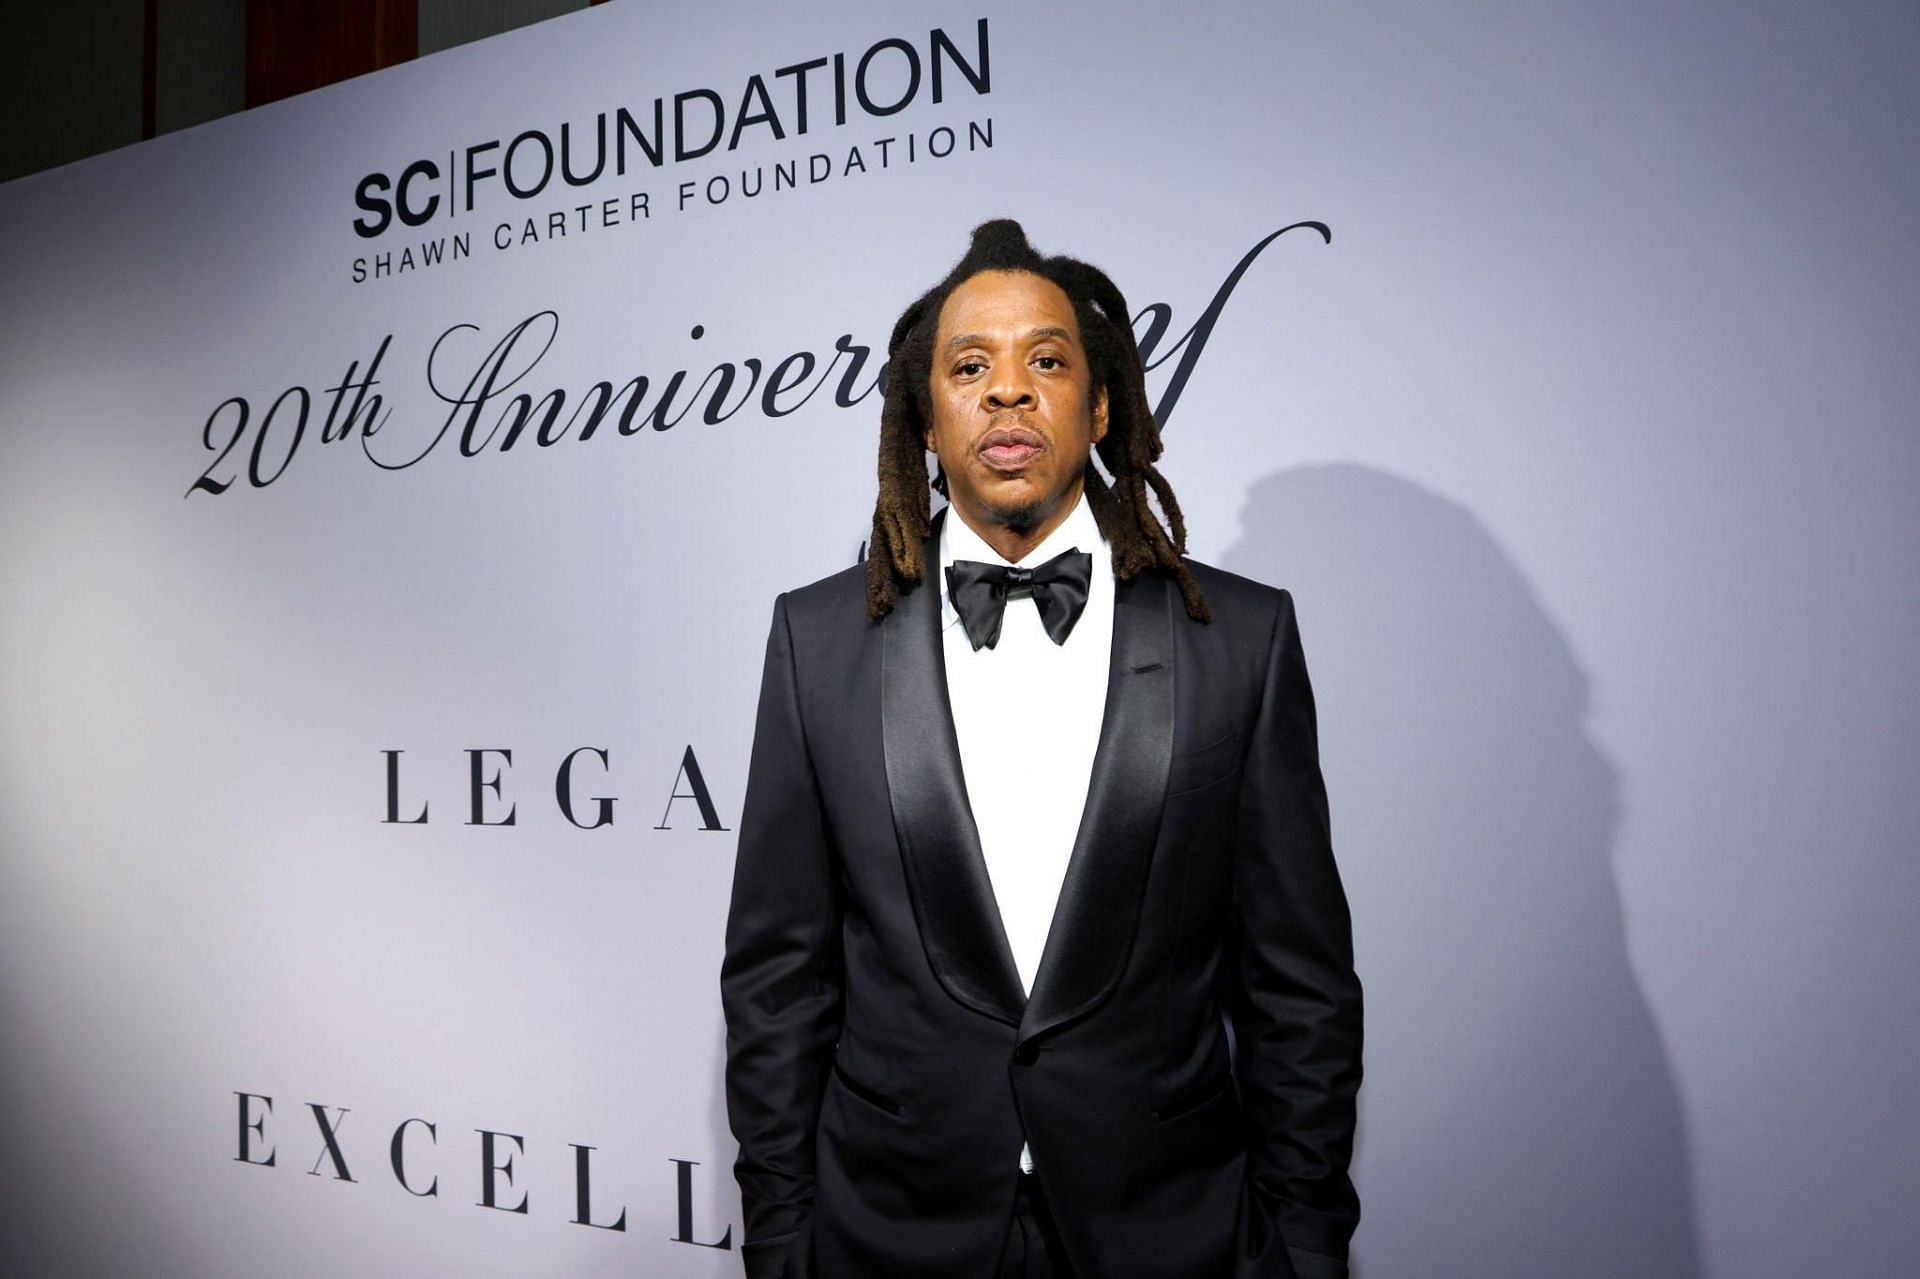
left=1091, top=384, right=1110, bottom=444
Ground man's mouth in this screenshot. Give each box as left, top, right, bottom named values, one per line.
left=980, top=426, right=1044, bottom=470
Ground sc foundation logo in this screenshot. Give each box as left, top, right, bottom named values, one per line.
left=349, top=18, right=991, bottom=240
left=233, top=1093, right=734, bottom=1250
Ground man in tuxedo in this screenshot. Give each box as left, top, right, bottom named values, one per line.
left=721, top=219, right=1362, bottom=1278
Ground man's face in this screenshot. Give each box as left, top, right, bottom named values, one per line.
left=924, top=269, right=1110, bottom=538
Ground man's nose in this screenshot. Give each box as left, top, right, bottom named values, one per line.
left=984, top=370, right=1035, bottom=411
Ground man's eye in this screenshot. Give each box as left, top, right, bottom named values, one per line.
left=955, top=360, right=985, bottom=376
left=1034, top=356, right=1062, bottom=370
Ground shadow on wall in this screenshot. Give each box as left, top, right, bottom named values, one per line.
left=1221, top=464, right=1703, bottom=1279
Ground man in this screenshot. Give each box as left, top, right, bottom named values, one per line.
left=721, top=219, right=1362, bottom=1278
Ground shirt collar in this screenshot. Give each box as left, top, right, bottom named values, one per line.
left=937, top=487, right=1107, bottom=632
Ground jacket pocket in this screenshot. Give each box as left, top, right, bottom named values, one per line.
left=831, top=1059, right=907, bottom=1117
left=1150, top=1071, right=1236, bottom=1124
left=1167, top=728, right=1244, bottom=796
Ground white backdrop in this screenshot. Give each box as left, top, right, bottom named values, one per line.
left=2, top=2, right=1915, bottom=1275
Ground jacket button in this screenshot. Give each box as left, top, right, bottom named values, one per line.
left=1013, top=1043, right=1038, bottom=1066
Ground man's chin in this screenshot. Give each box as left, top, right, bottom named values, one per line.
left=991, top=472, right=1092, bottom=525
left=979, top=494, right=1054, bottom=534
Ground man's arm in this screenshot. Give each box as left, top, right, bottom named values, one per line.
left=720, top=591, right=845, bottom=1279
left=1223, top=588, right=1363, bottom=1279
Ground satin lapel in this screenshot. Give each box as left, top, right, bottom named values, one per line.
left=1018, top=565, right=1176, bottom=1046
left=882, top=506, right=1026, bottom=1027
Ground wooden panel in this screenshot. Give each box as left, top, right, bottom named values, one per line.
left=245, top=0, right=417, bottom=109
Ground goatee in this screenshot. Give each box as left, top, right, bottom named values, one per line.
left=986, top=495, right=1053, bottom=535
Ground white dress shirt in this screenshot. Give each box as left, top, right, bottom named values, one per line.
left=937, top=487, right=1114, bottom=1174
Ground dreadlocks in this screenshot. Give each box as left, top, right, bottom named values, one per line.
left=864, top=218, right=1211, bottom=626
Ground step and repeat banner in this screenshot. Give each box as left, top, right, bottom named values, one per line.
left=2, top=2, right=1914, bottom=1275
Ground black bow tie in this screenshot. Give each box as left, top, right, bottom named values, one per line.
left=945, top=546, right=1094, bottom=651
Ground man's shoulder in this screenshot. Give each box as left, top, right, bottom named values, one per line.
left=766, top=559, right=879, bottom=644
left=777, top=559, right=867, bottom=611
left=1174, top=554, right=1295, bottom=629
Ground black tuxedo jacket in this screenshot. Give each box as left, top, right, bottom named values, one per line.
left=721, top=507, right=1362, bottom=1278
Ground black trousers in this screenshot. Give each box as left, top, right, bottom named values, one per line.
left=997, top=1171, right=1075, bottom=1278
